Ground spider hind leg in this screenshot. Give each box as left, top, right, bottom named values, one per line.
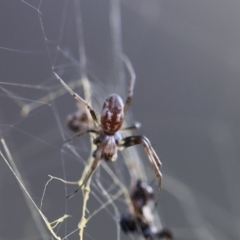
left=119, top=135, right=162, bottom=204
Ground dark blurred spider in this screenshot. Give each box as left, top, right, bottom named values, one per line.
left=120, top=180, right=173, bottom=240
left=131, top=179, right=154, bottom=214
left=53, top=55, right=162, bottom=199
left=66, top=107, right=89, bottom=133
left=120, top=213, right=173, bottom=240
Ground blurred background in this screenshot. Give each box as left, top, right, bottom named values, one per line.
left=0, top=0, right=240, bottom=239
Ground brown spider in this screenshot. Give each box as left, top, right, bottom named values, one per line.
left=66, top=108, right=89, bottom=133
left=53, top=56, right=162, bottom=200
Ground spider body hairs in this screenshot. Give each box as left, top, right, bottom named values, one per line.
left=53, top=55, right=162, bottom=200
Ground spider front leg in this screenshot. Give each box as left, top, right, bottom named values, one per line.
left=119, top=135, right=162, bottom=204
left=66, top=146, right=103, bottom=199
left=65, top=128, right=98, bottom=143
left=121, top=55, right=136, bottom=113
left=53, top=72, right=100, bottom=126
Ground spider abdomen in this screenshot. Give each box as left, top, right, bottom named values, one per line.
left=101, top=94, right=124, bottom=135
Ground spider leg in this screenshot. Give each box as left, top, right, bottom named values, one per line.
left=119, top=136, right=162, bottom=169
left=121, top=55, right=136, bottom=113
left=65, top=128, right=98, bottom=143
left=156, top=228, right=173, bottom=240
left=66, top=146, right=102, bottom=199
left=119, top=135, right=162, bottom=205
left=120, top=122, right=141, bottom=132
left=53, top=72, right=100, bottom=126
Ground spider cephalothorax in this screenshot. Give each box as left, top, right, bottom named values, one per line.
left=93, top=131, right=121, bottom=161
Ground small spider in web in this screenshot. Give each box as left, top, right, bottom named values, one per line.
left=53, top=55, right=162, bottom=200
left=120, top=179, right=173, bottom=240
left=120, top=213, right=173, bottom=240
left=66, top=106, right=89, bottom=133
left=131, top=179, right=155, bottom=214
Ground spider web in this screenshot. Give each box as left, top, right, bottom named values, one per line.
left=0, top=1, right=158, bottom=240
left=0, top=1, right=239, bottom=240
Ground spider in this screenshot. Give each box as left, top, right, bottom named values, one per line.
left=131, top=179, right=154, bottom=214
left=120, top=179, right=173, bottom=240
left=53, top=55, right=162, bottom=199
left=66, top=107, right=89, bottom=133
left=120, top=213, right=173, bottom=240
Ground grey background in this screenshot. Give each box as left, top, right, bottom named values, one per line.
left=0, top=0, right=240, bottom=239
